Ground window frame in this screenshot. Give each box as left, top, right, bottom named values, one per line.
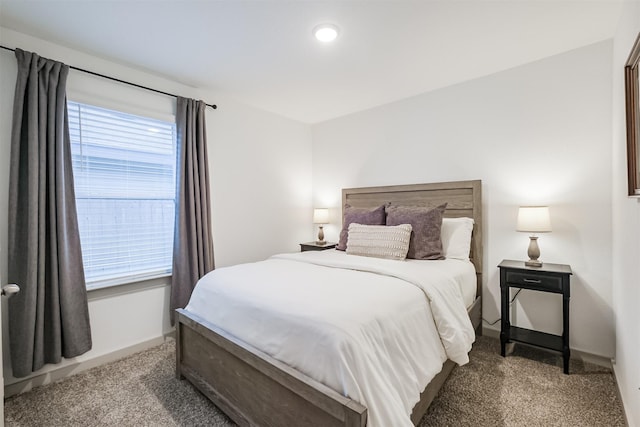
left=625, top=33, right=640, bottom=196
left=67, top=98, right=178, bottom=290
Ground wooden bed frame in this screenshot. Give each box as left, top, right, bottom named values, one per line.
left=175, top=179, right=483, bottom=427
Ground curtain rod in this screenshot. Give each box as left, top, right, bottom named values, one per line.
left=0, top=45, right=217, bottom=110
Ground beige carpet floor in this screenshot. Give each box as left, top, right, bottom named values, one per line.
left=5, top=336, right=625, bottom=426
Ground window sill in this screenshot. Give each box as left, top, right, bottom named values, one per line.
left=87, top=274, right=172, bottom=301
left=87, top=271, right=171, bottom=292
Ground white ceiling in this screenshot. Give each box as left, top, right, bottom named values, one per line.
left=0, top=1, right=626, bottom=123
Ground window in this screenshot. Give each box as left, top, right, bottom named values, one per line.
left=68, top=101, right=177, bottom=288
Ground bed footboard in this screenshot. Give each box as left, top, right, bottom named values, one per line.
left=175, top=309, right=367, bottom=427
left=176, top=295, right=482, bottom=427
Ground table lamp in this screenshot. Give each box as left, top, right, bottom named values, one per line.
left=313, top=208, right=329, bottom=245
left=516, top=206, right=552, bottom=267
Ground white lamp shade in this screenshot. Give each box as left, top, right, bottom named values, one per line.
left=516, top=206, right=551, bottom=233
left=313, top=208, right=330, bottom=224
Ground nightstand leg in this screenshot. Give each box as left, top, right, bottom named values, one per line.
left=500, top=281, right=509, bottom=357
left=563, top=293, right=570, bottom=374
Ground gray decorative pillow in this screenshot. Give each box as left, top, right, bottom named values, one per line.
left=385, top=203, right=448, bottom=260
left=337, top=204, right=387, bottom=251
left=346, top=223, right=412, bottom=260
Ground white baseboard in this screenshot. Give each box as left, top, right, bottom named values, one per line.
left=481, top=325, right=500, bottom=340
left=4, top=332, right=175, bottom=398
left=611, top=364, right=633, bottom=427
left=481, top=326, right=612, bottom=369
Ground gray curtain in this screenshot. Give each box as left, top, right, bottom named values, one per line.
left=171, top=97, right=214, bottom=323
left=8, top=49, right=92, bottom=378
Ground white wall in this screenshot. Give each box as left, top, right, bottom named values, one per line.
left=311, top=41, right=615, bottom=359
left=208, top=98, right=313, bottom=268
left=612, top=2, right=640, bottom=424
left=0, top=27, right=312, bottom=392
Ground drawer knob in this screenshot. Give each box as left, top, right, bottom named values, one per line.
left=523, top=278, right=542, bottom=284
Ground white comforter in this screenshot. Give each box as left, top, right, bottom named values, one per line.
left=185, top=250, right=476, bottom=427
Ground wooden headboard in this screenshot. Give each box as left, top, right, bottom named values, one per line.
left=342, top=180, right=483, bottom=300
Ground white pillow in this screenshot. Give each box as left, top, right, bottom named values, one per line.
left=346, top=223, right=412, bottom=260
left=441, top=217, right=474, bottom=260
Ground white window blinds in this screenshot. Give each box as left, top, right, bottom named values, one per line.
left=68, top=101, right=177, bottom=287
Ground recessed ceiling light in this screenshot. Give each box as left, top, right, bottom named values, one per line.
left=313, top=24, right=339, bottom=43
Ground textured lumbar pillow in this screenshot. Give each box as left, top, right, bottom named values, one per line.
left=346, top=223, right=412, bottom=260
left=337, top=204, right=387, bottom=251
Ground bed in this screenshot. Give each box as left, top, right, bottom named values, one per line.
left=175, top=179, right=483, bottom=427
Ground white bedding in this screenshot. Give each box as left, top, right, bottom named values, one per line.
left=185, top=250, right=476, bottom=427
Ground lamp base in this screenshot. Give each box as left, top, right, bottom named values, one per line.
left=316, top=225, right=325, bottom=245
left=525, top=236, right=543, bottom=267
left=525, top=259, right=543, bottom=267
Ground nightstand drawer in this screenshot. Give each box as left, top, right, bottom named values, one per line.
left=505, top=271, right=563, bottom=292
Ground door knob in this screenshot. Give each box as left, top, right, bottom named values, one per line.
left=1, top=284, right=20, bottom=297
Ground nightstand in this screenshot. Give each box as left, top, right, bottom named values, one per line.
left=299, top=242, right=337, bottom=252
left=498, top=259, right=573, bottom=374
